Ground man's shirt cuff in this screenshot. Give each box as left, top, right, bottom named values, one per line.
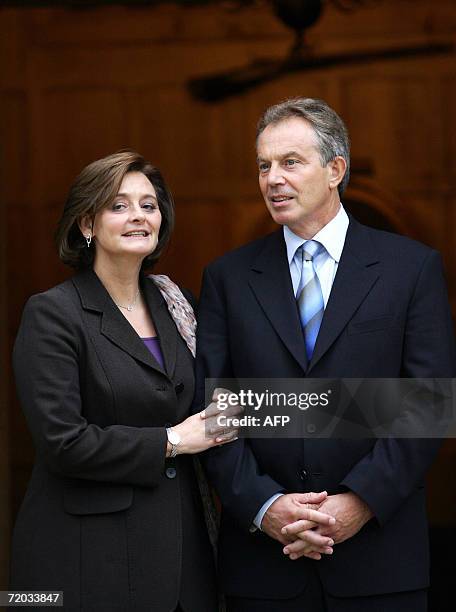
left=250, top=493, right=284, bottom=532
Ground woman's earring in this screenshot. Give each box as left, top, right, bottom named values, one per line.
left=85, top=233, right=92, bottom=248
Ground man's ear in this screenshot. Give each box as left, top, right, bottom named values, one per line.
left=328, top=156, right=347, bottom=191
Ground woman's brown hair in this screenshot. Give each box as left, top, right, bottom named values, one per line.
left=55, top=150, right=175, bottom=270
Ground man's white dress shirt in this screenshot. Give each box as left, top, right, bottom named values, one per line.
left=252, top=204, right=349, bottom=530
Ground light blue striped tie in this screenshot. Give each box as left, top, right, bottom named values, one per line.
left=296, top=240, right=325, bottom=360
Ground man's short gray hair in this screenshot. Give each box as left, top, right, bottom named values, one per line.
left=256, top=97, right=351, bottom=196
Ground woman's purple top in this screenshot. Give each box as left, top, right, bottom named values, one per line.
left=142, top=336, right=165, bottom=370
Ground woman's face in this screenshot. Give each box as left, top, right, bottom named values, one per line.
left=88, top=171, right=162, bottom=267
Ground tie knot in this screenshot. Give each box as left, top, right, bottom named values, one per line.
left=302, top=240, right=323, bottom=262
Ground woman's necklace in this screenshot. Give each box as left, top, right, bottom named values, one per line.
left=113, top=288, right=140, bottom=312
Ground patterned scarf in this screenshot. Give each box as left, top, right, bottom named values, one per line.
left=150, top=274, right=196, bottom=357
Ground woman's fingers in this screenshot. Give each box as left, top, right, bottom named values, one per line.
left=202, top=406, right=242, bottom=440
left=215, top=430, right=239, bottom=444
left=197, top=388, right=243, bottom=447
left=201, top=388, right=244, bottom=419
left=203, top=415, right=237, bottom=437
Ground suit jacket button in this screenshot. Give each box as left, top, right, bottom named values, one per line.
left=175, top=382, right=184, bottom=394
left=166, top=467, right=177, bottom=479
left=300, top=469, right=308, bottom=480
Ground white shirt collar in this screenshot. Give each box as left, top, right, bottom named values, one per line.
left=284, top=204, right=349, bottom=264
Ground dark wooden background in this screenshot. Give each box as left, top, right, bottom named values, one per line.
left=1, top=1, right=455, bottom=605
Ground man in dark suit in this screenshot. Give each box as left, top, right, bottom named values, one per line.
left=195, top=98, right=455, bottom=611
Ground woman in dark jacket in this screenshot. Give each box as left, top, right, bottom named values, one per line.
left=11, top=150, right=235, bottom=611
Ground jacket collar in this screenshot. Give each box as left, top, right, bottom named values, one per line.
left=249, top=229, right=309, bottom=372
left=307, top=214, right=380, bottom=373
left=72, top=269, right=177, bottom=378
left=248, top=216, right=380, bottom=374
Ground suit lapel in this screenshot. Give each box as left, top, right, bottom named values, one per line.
left=72, top=270, right=175, bottom=377
left=307, top=218, right=380, bottom=373
left=248, top=230, right=308, bottom=373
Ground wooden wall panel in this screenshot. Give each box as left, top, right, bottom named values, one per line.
left=1, top=91, right=31, bottom=334
left=156, top=200, right=235, bottom=290
left=2, top=0, right=456, bottom=590
left=342, top=75, right=444, bottom=190
left=132, top=89, right=233, bottom=193
left=250, top=76, right=330, bottom=120
left=314, top=0, right=456, bottom=47
left=0, top=91, right=31, bottom=588
left=444, top=192, right=456, bottom=311
left=444, top=77, right=456, bottom=182
left=391, top=192, right=449, bottom=249
left=0, top=12, right=26, bottom=89
left=28, top=4, right=286, bottom=47
left=130, top=87, right=259, bottom=197
left=37, top=88, right=128, bottom=198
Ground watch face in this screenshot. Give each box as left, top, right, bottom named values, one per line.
left=168, top=430, right=181, bottom=445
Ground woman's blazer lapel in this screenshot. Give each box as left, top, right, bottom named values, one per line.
left=71, top=269, right=177, bottom=379
left=142, top=276, right=178, bottom=379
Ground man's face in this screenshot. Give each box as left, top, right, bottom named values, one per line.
left=256, top=117, right=342, bottom=237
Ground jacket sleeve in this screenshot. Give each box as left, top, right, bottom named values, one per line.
left=13, top=289, right=168, bottom=487
left=194, top=267, right=285, bottom=530
left=340, top=249, right=456, bottom=525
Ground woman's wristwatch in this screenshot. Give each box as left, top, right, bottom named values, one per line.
left=166, top=427, right=181, bottom=458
